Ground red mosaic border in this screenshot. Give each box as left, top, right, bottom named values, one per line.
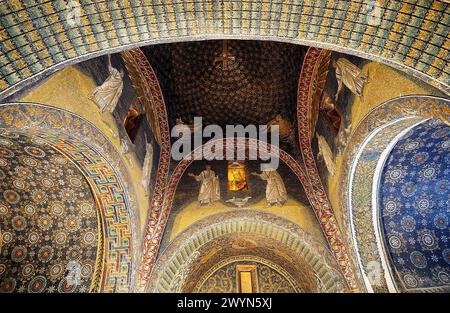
left=297, top=47, right=359, bottom=291
left=121, top=48, right=172, bottom=292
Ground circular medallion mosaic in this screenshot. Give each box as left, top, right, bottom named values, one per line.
left=0, top=132, right=101, bottom=293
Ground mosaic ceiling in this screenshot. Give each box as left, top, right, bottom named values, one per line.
left=149, top=210, right=347, bottom=293
left=380, top=119, right=450, bottom=292
left=0, top=0, right=448, bottom=99
left=144, top=40, right=304, bottom=128
left=0, top=1, right=448, bottom=295
left=0, top=130, right=101, bottom=293
left=197, top=259, right=299, bottom=293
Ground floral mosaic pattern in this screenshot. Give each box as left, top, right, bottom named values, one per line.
left=0, top=130, right=100, bottom=293
left=380, top=119, right=450, bottom=291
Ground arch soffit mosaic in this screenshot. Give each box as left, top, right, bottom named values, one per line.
left=148, top=210, right=348, bottom=293
left=339, top=95, right=450, bottom=292
left=0, top=1, right=448, bottom=99
left=346, top=117, right=427, bottom=293
left=119, top=48, right=173, bottom=293
left=0, top=102, right=139, bottom=292
left=296, top=46, right=361, bottom=291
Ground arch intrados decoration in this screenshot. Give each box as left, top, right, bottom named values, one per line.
left=340, top=95, right=450, bottom=292
left=339, top=95, right=450, bottom=213
left=119, top=48, right=174, bottom=292
left=346, top=117, right=426, bottom=293
left=1, top=0, right=449, bottom=99
left=297, top=47, right=360, bottom=291
left=148, top=210, right=348, bottom=293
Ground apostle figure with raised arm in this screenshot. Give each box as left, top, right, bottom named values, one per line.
left=317, top=133, right=336, bottom=176
left=252, top=168, right=287, bottom=207
left=141, top=139, right=154, bottom=194
left=188, top=165, right=221, bottom=205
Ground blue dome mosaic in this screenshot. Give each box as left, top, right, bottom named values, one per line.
left=380, top=119, right=450, bottom=292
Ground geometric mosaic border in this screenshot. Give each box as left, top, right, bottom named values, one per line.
left=119, top=48, right=172, bottom=292
left=347, top=117, right=425, bottom=293
left=41, top=133, right=134, bottom=292
left=0, top=1, right=448, bottom=99
left=338, top=95, right=450, bottom=293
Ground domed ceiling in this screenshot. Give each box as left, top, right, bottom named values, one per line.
left=144, top=40, right=305, bottom=128
left=380, top=119, right=450, bottom=292
left=0, top=130, right=101, bottom=293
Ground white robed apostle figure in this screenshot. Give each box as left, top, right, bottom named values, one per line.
left=90, top=55, right=124, bottom=113
left=332, top=58, right=368, bottom=102
left=252, top=168, right=287, bottom=206
left=188, top=165, right=221, bottom=205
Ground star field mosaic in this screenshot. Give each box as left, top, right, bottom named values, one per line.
left=0, top=0, right=448, bottom=97
left=380, top=119, right=450, bottom=292
left=0, top=130, right=100, bottom=293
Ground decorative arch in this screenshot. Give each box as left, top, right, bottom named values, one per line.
left=340, top=95, right=450, bottom=292
left=0, top=1, right=448, bottom=99
left=138, top=137, right=359, bottom=291
left=148, top=210, right=348, bottom=293
left=0, top=103, right=138, bottom=292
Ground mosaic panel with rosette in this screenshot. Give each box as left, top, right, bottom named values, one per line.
left=0, top=130, right=101, bottom=293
